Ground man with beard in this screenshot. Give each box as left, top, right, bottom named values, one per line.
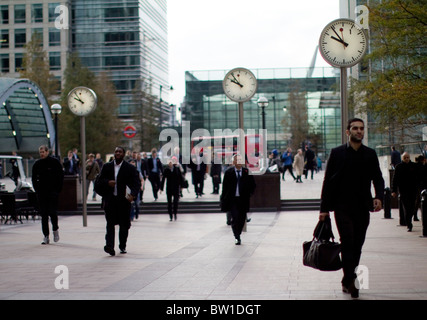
left=319, top=118, right=384, bottom=298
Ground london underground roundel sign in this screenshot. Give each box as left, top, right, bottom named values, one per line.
left=123, top=125, right=137, bottom=138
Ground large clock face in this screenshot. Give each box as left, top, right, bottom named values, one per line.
left=67, top=87, right=97, bottom=116
left=319, top=19, right=368, bottom=68
left=223, top=68, right=258, bottom=102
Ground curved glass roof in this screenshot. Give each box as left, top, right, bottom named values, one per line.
left=0, top=78, right=54, bottom=153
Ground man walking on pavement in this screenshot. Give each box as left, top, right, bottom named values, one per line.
left=32, top=145, right=64, bottom=245
left=319, top=118, right=384, bottom=298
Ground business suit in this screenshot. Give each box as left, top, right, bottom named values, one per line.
left=160, top=165, right=183, bottom=220
left=320, top=143, right=384, bottom=289
left=95, top=158, right=141, bottom=254
left=147, top=157, right=163, bottom=200
left=189, top=156, right=207, bottom=197
left=220, top=166, right=256, bottom=243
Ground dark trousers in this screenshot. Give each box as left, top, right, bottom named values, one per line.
left=282, top=165, right=296, bottom=180
left=401, top=193, right=416, bottom=229
left=148, top=173, right=161, bottom=199
left=104, top=196, right=131, bottom=250
left=334, top=208, right=370, bottom=287
left=37, top=193, right=59, bottom=237
left=230, top=197, right=247, bottom=240
left=167, top=191, right=179, bottom=219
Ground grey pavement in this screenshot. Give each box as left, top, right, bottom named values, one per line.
left=1, top=169, right=426, bottom=301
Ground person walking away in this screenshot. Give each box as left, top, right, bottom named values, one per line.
left=319, top=118, right=384, bottom=299
left=281, top=148, right=296, bottom=181
left=390, top=146, right=401, bottom=169
left=293, top=149, right=304, bottom=183
left=220, top=154, right=256, bottom=245
left=147, top=148, right=163, bottom=200
left=86, top=153, right=100, bottom=200
left=94, top=146, right=141, bottom=256
left=304, top=145, right=315, bottom=179
left=160, top=157, right=183, bottom=221
left=32, top=145, right=64, bottom=245
left=391, top=152, right=419, bottom=231
left=210, top=151, right=222, bottom=194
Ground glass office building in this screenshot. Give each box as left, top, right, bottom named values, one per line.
left=71, top=0, right=169, bottom=117
left=0, top=0, right=169, bottom=119
left=182, top=67, right=341, bottom=158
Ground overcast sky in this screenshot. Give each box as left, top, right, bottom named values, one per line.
left=168, top=0, right=340, bottom=106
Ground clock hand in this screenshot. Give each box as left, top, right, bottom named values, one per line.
left=230, top=79, right=243, bottom=88
left=230, top=73, right=244, bottom=86
left=74, top=92, right=84, bottom=103
left=331, top=36, right=349, bottom=47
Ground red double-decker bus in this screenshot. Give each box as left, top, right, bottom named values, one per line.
left=190, top=133, right=263, bottom=168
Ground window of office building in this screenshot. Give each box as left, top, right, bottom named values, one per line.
left=14, top=4, right=26, bottom=24
left=1, top=29, right=9, bottom=48
left=32, top=4, right=43, bottom=23
left=49, top=28, right=60, bottom=46
left=15, top=53, right=23, bottom=72
left=0, top=54, right=9, bottom=73
left=49, top=52, right=61, bottom=70
left=1, top=5, right=9, bottom=24
left=32, top=28, right=43, bottom=46
left=48, top=3, right=60, bottom=22
left=14, top=29, right=26, bottom=48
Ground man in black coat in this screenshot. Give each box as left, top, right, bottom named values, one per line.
left=32, top=145, right=64, bottom=245
left=320, top=118, right=384, bottom=298
left=146, top=148, right=163, bottom=200
left=220, top=154, right=256, bottom=245
left=392, top=152, right=419, bottom=231
left=160, top=157, right=183, bottom=221
left=95, top=146, right=141, bottom=256
left=188, top=148, right=207, bottom=198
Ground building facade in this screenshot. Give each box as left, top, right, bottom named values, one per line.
left=182, top=67, right=341, bottom=159
left=0, top=0, right=170, bottom=128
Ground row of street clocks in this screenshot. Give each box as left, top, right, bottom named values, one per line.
left=67, top=86, right=98, bottom=227
left=222, top=18, right=367, bottom=148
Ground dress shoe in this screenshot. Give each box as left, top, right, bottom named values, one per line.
left=104, top=246, right=115, bottom=256
left=343, top=281, right=359, bottom=298
left=235, top=238, right=241, bottom=245
left=120, top=248, right=127, bottom=254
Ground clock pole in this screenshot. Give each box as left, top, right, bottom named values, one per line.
left=238, top=102, right=245, bottom=163
left=81, top=116, right=88, bottom=227
left=340, top=67, right=348, bottom=144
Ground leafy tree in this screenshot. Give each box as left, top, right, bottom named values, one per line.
left=19, top=33, right=57, bottom=104
left=58, top=53, right=121, bottom=158
left=132, top=80, right=161, bottom=152
left=350, top=0, right=427, bottom=142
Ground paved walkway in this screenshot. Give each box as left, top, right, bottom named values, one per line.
left=1, top=169, right=426, bottom=302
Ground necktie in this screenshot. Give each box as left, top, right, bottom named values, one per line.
left=236, top=170, right=241, bottom=196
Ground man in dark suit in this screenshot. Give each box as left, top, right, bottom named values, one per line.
left=160, top=157, right=183, bottom=221
left=220, top=154, right=256, bottom=245
left=95, top=146, right=141, bottom=256
left=188, top=148, right=207, bottom=198
left=147, top=148, right=163, bottom=200
left=320, top=118, right=384, bottom=298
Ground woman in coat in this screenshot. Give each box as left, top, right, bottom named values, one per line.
left=160, top=157, right=183, bottom=221
left=293, top=148, right=304, bottom=183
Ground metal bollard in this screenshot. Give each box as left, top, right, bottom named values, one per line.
left=421, top=190, right=427, bottom=238
left=383, top=188, right=392, bottom=219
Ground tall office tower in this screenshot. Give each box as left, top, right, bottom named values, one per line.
left=71, top=0, right=169, bottom=119
left=0, top=0, right=169, bottom=122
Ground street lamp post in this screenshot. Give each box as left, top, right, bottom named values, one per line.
left=50, top=104, right=62, bottom=159
left=257, top=97, right=269, bottom=168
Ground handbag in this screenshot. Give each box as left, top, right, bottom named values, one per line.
left=303, top=216, right=342, bottom=271
left=181, top=178, right=189, bottom=189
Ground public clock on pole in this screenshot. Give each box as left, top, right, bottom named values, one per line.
left=319, top=18, right=368, bottom=68
left=67, top=86, right=98, bottom=116
left=223, top=67, right=258, bottom=102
